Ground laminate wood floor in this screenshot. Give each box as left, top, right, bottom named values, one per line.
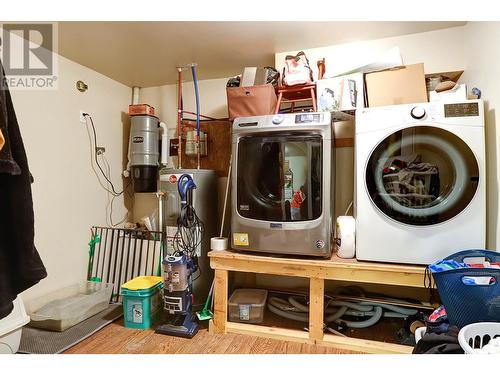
left=64, top=319, right=356, bottom=354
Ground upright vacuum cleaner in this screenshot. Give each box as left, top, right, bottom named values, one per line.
left=155, top=174, right=204, bottom=338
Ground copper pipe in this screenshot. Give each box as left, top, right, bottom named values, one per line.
left=177, top=68, right=183, bottom=169
left=182, top=110, right=227, bottom=121
left=317, top=58, right=326, bottom=80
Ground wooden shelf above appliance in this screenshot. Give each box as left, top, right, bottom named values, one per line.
left=209, top=250, right=427, bottom=288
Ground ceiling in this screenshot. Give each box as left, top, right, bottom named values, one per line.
left=58, top=21, right=466, bottom=88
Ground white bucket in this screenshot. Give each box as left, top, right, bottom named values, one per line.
left=0, top=297, right=30, bottom=354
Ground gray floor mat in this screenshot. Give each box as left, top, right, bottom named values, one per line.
left=18, top=304, right=123, bottom=354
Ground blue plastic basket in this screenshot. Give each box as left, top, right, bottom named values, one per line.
left=432, top=249, right=500, bottom=328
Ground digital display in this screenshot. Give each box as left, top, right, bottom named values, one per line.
left=444, top=103, right=479, bottom=117
left=238, top=121, right=258, bottom=127
left=295, top=113, right=322, bottom=124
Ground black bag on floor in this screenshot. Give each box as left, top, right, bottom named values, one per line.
left=413, top=326, right=464, bottom=354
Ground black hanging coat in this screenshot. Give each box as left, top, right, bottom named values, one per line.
left=0, top=63, right=47, bottom=319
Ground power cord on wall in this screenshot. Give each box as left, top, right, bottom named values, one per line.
left=100, top=152, right=128, bottom=227
left=83, top=113, right=128, bottom=196
left=83, top=113, right=130, bottom=227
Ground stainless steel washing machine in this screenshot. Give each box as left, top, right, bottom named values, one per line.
left=231, top=112, right=334, bottom=257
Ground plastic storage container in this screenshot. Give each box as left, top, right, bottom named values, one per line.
left=0, top=297, right=30, bottom=354
left=431, top=249, right=500, bottom=328
left=28, top=281, right=113, bottom=332
left=458, top=322, right=500, bottom=354
left=121, top=276, right=163, bottom=329
left=228, top=289, right=268, bottom=324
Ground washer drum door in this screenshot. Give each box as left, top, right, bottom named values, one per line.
left=365, top=125, right=480, bottom=226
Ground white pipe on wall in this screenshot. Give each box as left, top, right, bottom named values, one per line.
left=159, top=122, right=169, bottom=167
left=132, top=86, right=141, bottom=105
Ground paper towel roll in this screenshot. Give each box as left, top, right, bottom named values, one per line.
left=335, top=216, right=355, bottom=259
left=211, top=237, right=228, bottom=251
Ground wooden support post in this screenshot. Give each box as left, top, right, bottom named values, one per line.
left=310, top=87, right=317, bottom=111
left=212, top=269, right=229, bottom=334
left=275, top=92, right=283, bottom=114
left=308, top=277, right=324, bottom=342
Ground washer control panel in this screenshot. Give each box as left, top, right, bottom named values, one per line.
left=444, top=102, right=480, bottom=117
left=295, top=113, right=323, bottom=124
left=234, top=112, right=331, bottom=130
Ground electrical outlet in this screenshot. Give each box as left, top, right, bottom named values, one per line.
left=79, top=110, right=88, bottom=123
left=96, top=147, right=105, bottom=155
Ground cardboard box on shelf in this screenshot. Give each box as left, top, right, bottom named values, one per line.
left=425, top=70, right=466, bottom=102
left=429, top=83, right=467, bottom=102
left=226, top=84, right=277, bottom=121
left=425, top=70, right=463, bottom=92
left=364, top=63, right=427, bottom=107
left=317, top=73, right=364, bottom=112
left=129, top=104, right=155, bottom=116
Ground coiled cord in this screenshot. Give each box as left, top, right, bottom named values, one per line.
left=174, top=203, right=204, bottom=258
left=173, top=174, right=205, bottom=259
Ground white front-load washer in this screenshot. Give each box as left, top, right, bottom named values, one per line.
left=355, top=100, right=486, bottom=264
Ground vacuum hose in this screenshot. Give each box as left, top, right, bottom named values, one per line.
left=267, top=295, right=417, bottom=331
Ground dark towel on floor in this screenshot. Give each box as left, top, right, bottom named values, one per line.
left=413, top=326, right=464, bottom=354
left=0, top=62, right=47, bottom=319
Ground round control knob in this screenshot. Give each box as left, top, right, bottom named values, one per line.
left=272, top=114, right=284, bottom=125
left=411, top=106, right=426, bottom=120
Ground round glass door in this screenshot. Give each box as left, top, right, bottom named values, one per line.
left=237, top=134, right=323, bottom=222
left=365, top=126, right=479, bottom=226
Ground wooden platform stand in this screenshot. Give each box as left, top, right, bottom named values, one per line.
left=208, top=250, right=428, bottom=354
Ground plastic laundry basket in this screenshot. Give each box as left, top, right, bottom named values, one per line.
left=431, top=249, right=500, bottom=328
left=0, top=297, right=30, bottom=354
left=121, top=276, right=163, bottom=330
left=458, top=322, right=500, bottom=354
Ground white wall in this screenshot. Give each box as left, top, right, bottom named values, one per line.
left=275, top=25, right=467, bottom=79
left=461, top=22, right=500, bottom=249
left=10, top=54, right=132, bottom=304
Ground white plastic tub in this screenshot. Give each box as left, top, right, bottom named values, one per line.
left=0, top=297, right=30, bottom=354
left=27, top=281, right=113, bottom=332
